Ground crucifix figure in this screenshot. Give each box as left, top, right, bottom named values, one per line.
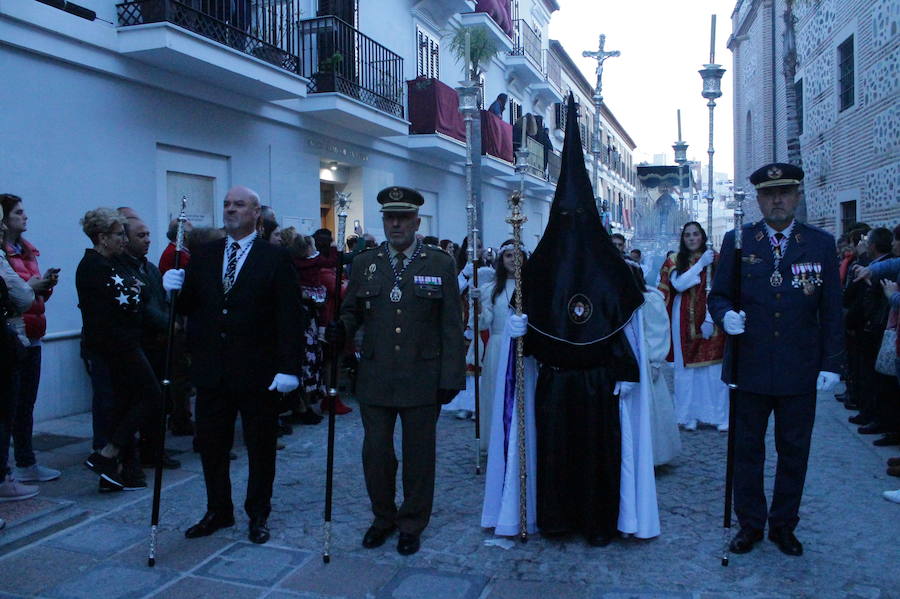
left=582, top=34, right=620, bottom=102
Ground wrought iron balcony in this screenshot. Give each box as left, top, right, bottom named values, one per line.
left=543, top=49, right=561, bottom=91
left=298, top=16, right=404, bottom=118
left=116, top=2, right=404, bottom=117
left=510, top=19, right=540, bottom=70
left=117, top=0, right=304, bottom=72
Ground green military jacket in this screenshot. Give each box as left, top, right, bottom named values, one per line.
left=340, top=243, right=465, bottom=407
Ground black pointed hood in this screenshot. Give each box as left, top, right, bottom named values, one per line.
left=523, top=94, right=643, bottom=368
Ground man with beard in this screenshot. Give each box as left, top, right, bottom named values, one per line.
left=523, top=96, right=656, bottom=547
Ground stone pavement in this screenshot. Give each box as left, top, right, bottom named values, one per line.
left=0, top=375, right=898, bottom=599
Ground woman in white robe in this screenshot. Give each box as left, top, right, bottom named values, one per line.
left=481, top=245, right=538, bottom=535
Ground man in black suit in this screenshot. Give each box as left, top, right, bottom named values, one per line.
left=163, top=185, right=301, bottom=544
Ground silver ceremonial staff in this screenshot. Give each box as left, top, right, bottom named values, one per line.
left=148, top=195, right=188, bottom=567
left=721, top=188, right=745, bottom=567
left=699, top=15, right=725, bottom=291
left=323, top=191, right=350, bottom=564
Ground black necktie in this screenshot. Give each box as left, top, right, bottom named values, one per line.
left=223, top=241, right=240, bottom=293
left=395, top=252, right=406, bottom=271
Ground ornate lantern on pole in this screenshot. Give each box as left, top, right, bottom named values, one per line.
left=672, top=109, right=689, bottom=214
left=699, top=15, right=725, bottom=291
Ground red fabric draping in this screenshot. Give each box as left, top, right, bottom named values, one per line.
left=407, top=78, right=466, bottom=142
left=480, top=110, right=513, bottom=163
left=474, top=0, right=513, bottom=36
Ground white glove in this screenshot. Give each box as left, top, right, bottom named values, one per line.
left=700, top=321, right=714, bottom=339
left=614, top=381, right=636, bottom=396
left=461, top=262, right=474, bottom=278
left=162, top=269, right=185, bottom=292
left=816, top=371, right=840, bottom=392
left=698, top=249, right=716, bottom=268
left=463, top=328, right=474, bottom=341
left=507, top=313, right=528, bottom=338
left=268, top=373, right=299, bottom=393
left=469, top=287, right=481, bottom=301
left=650, top=365, right=660, bottom=382
left=723, top=310, right=746, bottom=335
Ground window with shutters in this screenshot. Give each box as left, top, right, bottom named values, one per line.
left=416, top=27, right=440, bottom=79
left=554, top=102, right=565, bottom=129
left=795, top=79, right=804, bottom=134
left=837, top=35, right=854, bottom=111
left=508, top=97, right=523, bottom=127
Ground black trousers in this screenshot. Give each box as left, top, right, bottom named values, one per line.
left=358, top=403, right=440, bottom=536
left=103, top=347, right=161, bottom=456
left=195, top=386, right=278, bottom=521
left=733, top=390, right=816, bottom=532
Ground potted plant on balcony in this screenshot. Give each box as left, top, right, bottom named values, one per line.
left=313, top=52, right=344, bottom=93
left=449, top=25, right=500, bottom=105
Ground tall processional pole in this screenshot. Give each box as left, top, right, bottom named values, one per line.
left=457, top=31, right=483, bottom=475
left=583, top=34, right=619, bottom=233
left=323, top=191, right=350, bottom=564
left=699, top=15, right=725, bottom=290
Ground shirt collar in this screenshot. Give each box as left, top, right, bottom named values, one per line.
left=227, top=231, right=257, bottom=250
left=764, top=219, right=796, bottom=239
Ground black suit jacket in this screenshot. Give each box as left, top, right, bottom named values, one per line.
left=178, top=238, right=302, bottom=393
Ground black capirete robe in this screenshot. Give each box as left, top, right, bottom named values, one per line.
left=523, top=95, right=642, bottom=538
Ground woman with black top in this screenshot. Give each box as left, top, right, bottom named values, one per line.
left=77, top=208, right=159, bottom=491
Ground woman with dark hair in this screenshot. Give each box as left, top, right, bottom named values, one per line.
left=480, top=240, right=538, bottom=536
left=0, top=213, right=37, bottom=502
left=77, top=208, right=159, bottom=491
left=657, top=221, right=728, bottom=431
left=1, top=194, right=60, bottom=484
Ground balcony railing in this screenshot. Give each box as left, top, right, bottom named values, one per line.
left=298, top=16, right=404, bottom=118
left=117, top=2, right=404, bottom=117
left=510, top=19, right=540, bottom=70
left=544, top=49, right=562, bottom=90
left=548, top=149, right=562, bottom=183
left=117, top=0, right=304, bottom=72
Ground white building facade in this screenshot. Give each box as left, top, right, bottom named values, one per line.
left=3, top=0, right=643, bottom=420
left=729, top=0, right=899, bottom=232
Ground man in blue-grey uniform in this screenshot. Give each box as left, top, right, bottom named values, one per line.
left=708, top=163, right=843, bottom=557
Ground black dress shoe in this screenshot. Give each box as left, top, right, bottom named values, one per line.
left=249, top=518, right=270, bottom=544
left=873, top=433, right=900, bottom=447
left=844, top=402, right=859, bottom=410
left=397, top=532, right=420, bottom=556
left=848, top=414, right=870, bottom=425
left=728, top=527, right=763, bottom=554
left=185, top=512, right=235, bottom=539
left=768, top=527, right=803, bottom=556
left=587, top=532, right=613, bottom=547
left=362, top=524, right=397, bottom=549
left=859, top=423, right=886, bottom=435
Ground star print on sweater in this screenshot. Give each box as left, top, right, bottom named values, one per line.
left=107, top=272, right=142, bottom=308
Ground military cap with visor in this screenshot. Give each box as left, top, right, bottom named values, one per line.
left=377, top=186, right=424, bottom=213
left=749, top=162, right=805, bottom=189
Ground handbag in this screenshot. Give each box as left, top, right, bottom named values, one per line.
left=875, top=328, right=897, bottom=376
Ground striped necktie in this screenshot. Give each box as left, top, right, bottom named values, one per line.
left=223, top=241, right=240, bottom=294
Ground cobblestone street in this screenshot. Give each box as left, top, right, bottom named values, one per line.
left=1, top=375, right=897, bottom=599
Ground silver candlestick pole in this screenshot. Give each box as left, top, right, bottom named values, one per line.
left=583, top=34, right=620, bottom=231
left=699, top=14, right=725, bottom=291
left=457, top=32, right=483, bottom=475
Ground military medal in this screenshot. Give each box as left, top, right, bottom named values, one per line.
left=813, top=262, right=823, bottom=286
left=770, top=271, right=783, bottom=287
left=385, top=240, right=423, bottom=303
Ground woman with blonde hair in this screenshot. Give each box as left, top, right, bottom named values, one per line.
left=77, top=208, right=160, bottom=491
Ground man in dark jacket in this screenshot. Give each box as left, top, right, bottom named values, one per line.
left=163, top=185, right=302, bottom=545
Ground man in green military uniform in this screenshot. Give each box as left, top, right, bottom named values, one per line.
left=330, top=186, right=465, bottom=556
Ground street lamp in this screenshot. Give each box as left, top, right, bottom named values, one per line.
left=673, top=109, right=688, bottom=214
left=699, top=15, right=725, bottom=291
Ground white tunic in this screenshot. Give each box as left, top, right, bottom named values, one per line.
left=480, top=290, right=538, bottom=536
left=670, top=264, right=729, bottom=427
left=618, top=311, right=661, bottom=539
left=640, top=289, right=682, bottom=466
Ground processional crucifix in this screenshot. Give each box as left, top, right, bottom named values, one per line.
left=583, top=34, right=620, bottom=226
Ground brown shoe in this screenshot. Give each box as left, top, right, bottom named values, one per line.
left=887, top=457, right=900, bottom=467
left=887, top=466, right=900, bottom=477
